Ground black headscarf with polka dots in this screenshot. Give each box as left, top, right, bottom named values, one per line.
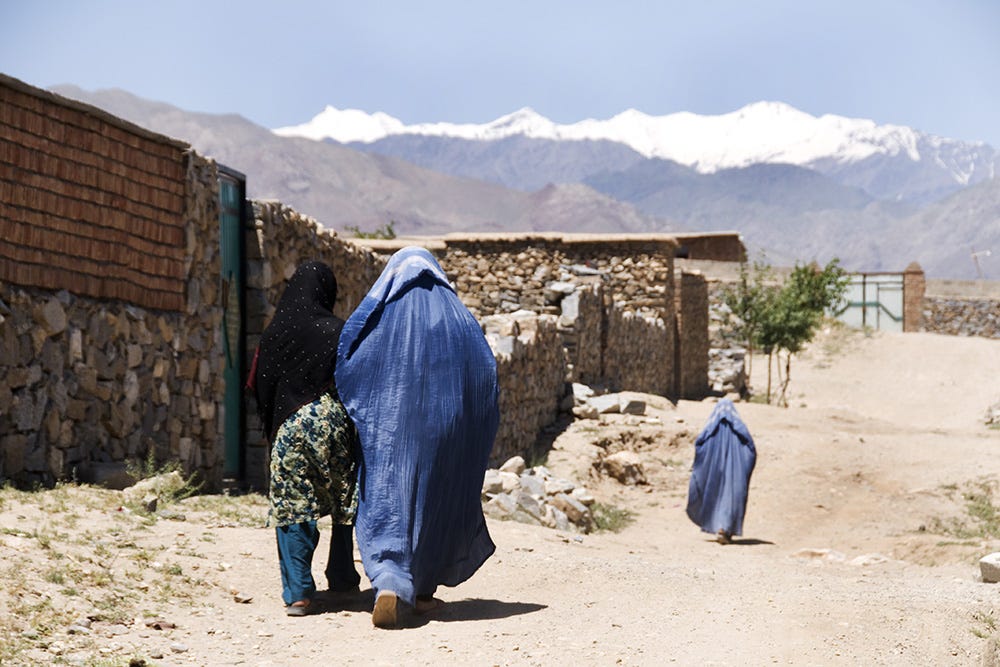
left=250, top=261, right=345, bottom=442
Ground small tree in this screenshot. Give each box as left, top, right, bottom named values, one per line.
left=720, top=258, right=775, bottom=381
left=763, top=259, right=849, bottom=405
left=721, top=258, right=848, bottom=405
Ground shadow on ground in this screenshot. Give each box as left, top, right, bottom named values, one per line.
left=314, top=589, right=546, bottom=629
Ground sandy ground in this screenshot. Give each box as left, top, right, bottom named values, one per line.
left=3, top=327, right=1000, bottom=666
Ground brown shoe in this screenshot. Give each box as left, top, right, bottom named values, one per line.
left=372, top=591, right=398, bottom=629
left=716, top=529, right=732, bottom=545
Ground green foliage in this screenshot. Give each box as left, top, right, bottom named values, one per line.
left=590, top=502, right=636, bottom=533
left=721, top=258, right=848, bottom=404
left=928, top=479, right=1000, bottom=540
left=345, top=220, right=397, bottom=239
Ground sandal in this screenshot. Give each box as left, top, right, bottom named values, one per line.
left=286, top=600, right=311, bottom=616
left=372, top=591, right=398, bottom=628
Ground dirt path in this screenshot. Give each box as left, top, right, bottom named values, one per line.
left=2, top=329, right=1000, bottom=665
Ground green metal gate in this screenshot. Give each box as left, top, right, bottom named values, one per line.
left=218, top=166, right=247, bottom=481
left=835, top=272, right=904, bottom=332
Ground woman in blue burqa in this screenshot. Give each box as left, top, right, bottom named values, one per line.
left=336, top=246, right=500, bottom=628
left=685, top=398, right=756, bottom=544
left=247, top=261, right=361, bottom=616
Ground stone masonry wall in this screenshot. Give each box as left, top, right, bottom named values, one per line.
left=603, top=305, right=671, bottom=395
left=675, top=271, right=709, bottom=400
left=0, top=152, right=226, bottom=489
left=922, top=296, right=1000, bottom=338
left=481, top=312, right=566, bottom=466
left=241, top=201, right=386, bottom=489
left=558, top=282, right=604, bottom=387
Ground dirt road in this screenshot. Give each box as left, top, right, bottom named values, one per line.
left=2, top=328, right=1000, bottom=665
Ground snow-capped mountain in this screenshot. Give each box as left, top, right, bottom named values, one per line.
left=273, top=102, right=998, bottom=196
left=47, top=83, right=1000, bottom=279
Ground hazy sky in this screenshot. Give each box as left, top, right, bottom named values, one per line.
left=3, top=0, right=999, bottom=146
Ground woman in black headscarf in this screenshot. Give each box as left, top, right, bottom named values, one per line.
left=247, top=261, right=360, bottom=616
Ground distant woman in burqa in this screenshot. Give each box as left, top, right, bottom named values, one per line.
left=686, top=398, right=757, bottom=544
left=247, top=261, right=361, bottom=616
left=336, top=246, right=500, bottom=629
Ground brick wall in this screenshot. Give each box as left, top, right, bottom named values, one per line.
left=672, top=232, right=746, bottom=262
left=903, top=262, right=926, bottom=332
left=0, top=74, right=188, bottom=311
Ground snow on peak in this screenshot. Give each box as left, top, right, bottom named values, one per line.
left=272, top=101, right=948, bottom=173
left=273, top=105, right=404, bottom=143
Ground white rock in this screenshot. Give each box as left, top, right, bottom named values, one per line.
left=483, top=493, right=517, bottom=520
left=601, top=451, right=647, bottom=485
left=545, top=477, right=576, bottom=496
left=550, top=493, right=590, bottom=524
left=515, top=492, right=545, bottom=522
left=499, top=471, right=521, bottom=493
left=482, top=469, right=503, bottom=495
left=499, top=456, right=526, bottom=475
left=519, top=473, right=546, bottom=498
left=589, top=394, right=621, bottom=414
left=980, top=552, right=1000, bottom=583
left=571, top=487, right=596, bottom=506
left=620, top=398, right=646, bottom=415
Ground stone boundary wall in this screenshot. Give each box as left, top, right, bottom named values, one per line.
left=438, top=234, right=676, bottom=318
left=675, top=271, right=709, bottom=399
left=356, top=233, right=685, bottom=395
left=922, top=296, right=1000, bottom=338
left=603, top=306, right=671, bottom=395
left=241, top=202, right=387, bottom=488
left=482, top=313, right=566, bottom=466
left=440, top=235, right=682, bottom=397
left=0, top=153, right=226, bottom=489
left=0, top=74, right=188, bottom=311
left=558, top=282, right=603, bottom=387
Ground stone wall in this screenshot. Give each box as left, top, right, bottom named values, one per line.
left=358, top=233, right=681, bottom=396
left=558, top=282, right=604, bottom=386
left=922, top=296, right=1000, bottom=338
left=1, top=75, right=715, bottom=489
left=674, top=271, right=709, bottom=399
left=0, top=152, right=226, bottom=489
left=482, top=313, right=566, bottom=466
left=603, top=306, right=671, bottom=395
left=241, top=201, right=387, bottom=489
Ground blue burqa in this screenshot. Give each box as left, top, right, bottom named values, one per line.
left=685, top=399, right=756, bottom=537
left=335, top=247, right=499, bottom=606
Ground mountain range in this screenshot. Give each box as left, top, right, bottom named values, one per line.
left=50, top=84, right=1000, bottom=279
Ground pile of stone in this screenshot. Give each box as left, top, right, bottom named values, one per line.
left=562, top=382, right=648, bottom=420
left=482, top=456, right=596, bottom=533
left=708, top=347, right=747, bottom=395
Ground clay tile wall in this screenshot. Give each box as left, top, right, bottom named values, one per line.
left=0, top=74, right=188, bottom=311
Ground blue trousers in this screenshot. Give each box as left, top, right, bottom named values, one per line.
left=275, top=522, right=360, bottom=605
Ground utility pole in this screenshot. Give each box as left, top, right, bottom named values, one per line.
left=971, top=246, right=992, bottom=280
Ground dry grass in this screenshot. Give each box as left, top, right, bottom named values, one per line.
left=0, top=482, right=268, bottom=665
